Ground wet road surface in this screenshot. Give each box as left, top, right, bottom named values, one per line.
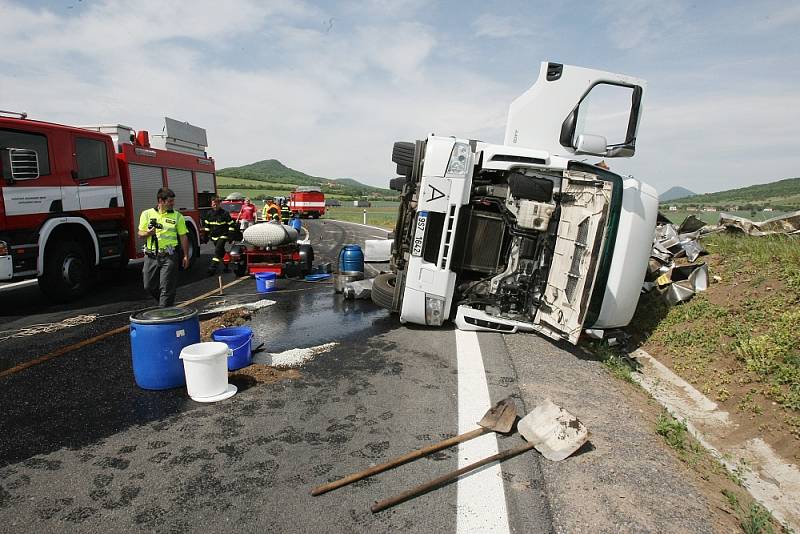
left=0, top=219, right=716, bottom=532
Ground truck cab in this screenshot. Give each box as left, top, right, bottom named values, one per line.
left=372, top=62, right=659, bottom=343
left=1, top=113, right=126, bottom=296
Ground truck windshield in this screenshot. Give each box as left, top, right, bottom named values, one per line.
left=220, top=203, right=240, bottom=214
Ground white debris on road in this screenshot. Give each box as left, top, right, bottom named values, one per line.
left=268, top=342, right=338, bottom=368
left=202, top=299, right=276, bottom=315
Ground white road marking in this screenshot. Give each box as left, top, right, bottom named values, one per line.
left=455, top=329, right=510, bottom=534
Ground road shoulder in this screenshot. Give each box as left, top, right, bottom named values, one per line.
left=503, top=333, right=716, bottom=533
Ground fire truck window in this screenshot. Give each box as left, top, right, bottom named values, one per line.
left=75, top=137, right=109, bottom=179
left=0, top=129, right=51, bottom=177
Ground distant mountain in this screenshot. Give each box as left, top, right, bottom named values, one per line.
left=218, top=159, right=320, bottom=186
left=660, top=186, right=696, bottom=202
left=217, top=159, right=394, bottom=198
left=663, top=177, right=800, bottom=210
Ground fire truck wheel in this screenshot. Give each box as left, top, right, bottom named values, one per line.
left=371, top=272, right=398, bottom=312
left=39, top=240, right=93, bottom=302
left=234, top=261, right=247, bottom=277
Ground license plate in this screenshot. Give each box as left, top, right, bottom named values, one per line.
left=411, top=211, right=428, bottom=256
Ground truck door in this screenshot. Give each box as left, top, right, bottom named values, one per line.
left=505, top=61, right=646, bottom=159
left=503, top=62, right=647, bottom=343
left=70, top=133, right=121, bottom=212
left=0, top=125, right=63, bottom=223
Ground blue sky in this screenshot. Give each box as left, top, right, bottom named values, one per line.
left=2, top=0, right=799, bottom=194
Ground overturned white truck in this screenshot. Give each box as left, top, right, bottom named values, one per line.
left=372, top=62, right=659, bottom=344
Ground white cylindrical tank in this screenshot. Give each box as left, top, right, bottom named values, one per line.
left=243, top=222, right=299, bottom=248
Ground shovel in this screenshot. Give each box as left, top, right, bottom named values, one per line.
left=370, top=399, right=588, bottom=513
left=311, top=398, right=517, bottom=496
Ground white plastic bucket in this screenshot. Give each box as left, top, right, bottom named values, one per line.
left=179, top=342, right=237, bottom=402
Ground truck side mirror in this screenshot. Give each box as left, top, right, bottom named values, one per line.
left=559, top=82, right=643, bottom=158
left=574, top=134, right=608, bottom=156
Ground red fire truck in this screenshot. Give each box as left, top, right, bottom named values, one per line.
left=0, top=112, right=218, bottom=301
left=288, top=186, right=325, bottom=218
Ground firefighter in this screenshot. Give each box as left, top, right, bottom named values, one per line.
left=137, top=187, right=190, bottom=307
left=263, top=197, right=281, bottom=222
left=280, top=198, right=292, bottom=221
left=202, top=196, right=235, bottom=276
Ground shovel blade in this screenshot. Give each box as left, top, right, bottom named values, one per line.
left=477, top=397, right=517, bottom=434
left=518, top=399, right=588, bottom=461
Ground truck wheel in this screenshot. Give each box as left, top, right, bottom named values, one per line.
left=371, top=272, right=398, bottom=312
left=38, top=240, right=93, bottom=302
left=392, top=141, right=415, bottom=168
left=389, top=177, right=407, bottom=191
left=234, top=261, right=247, bottom=277
left=298, top=244, right=314, bottom=274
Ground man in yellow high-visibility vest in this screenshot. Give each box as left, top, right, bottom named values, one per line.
left=137, top=187, right=190, bottom=307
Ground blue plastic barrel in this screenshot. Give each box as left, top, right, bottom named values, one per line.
left=129, top=307, right=200, bottom=390
left=211, top=326, right=254, bottom=370
left=255, top=272, right=277, bottom=292
left=338, top=245, right=364, bottom=273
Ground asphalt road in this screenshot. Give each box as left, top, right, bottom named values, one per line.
left=0, top=219, right=717, bottom=533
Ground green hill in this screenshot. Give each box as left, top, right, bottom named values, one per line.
left=663, top=177, right=800, bottom=211
left=216, top=159, right=395, bottom=200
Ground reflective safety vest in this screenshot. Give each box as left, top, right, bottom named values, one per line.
left=263, top=202, right=281, bottom=221
left=138, top=207, right=188, bottom=251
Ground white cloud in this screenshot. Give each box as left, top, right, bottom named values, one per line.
left=473, top=14, right=535, bottom=38
left=596, top=0, right=688, bottom=51
left=1, top=0, right=798, bottom=193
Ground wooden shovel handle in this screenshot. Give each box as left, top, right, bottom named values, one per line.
left=311, top=427, right=487, bottom=496
left=370, top=441, right=537, bottom=513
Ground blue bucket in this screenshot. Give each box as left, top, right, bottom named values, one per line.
left=211, top=326, right=254, bottom=370
left=338, top=245, right=364, bottom=273
left=290, top=218, right=302, bottom=232
left=255, top=272, right=277, bottom=293
left=129, top=307, right=200, bottom=390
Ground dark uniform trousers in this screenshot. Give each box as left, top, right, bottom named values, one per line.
left=143, top=252, right=178, bottom=307
left=210, top=237, right=229, bottom=273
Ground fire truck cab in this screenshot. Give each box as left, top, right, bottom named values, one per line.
left=0, top=112, right=217, bottom=301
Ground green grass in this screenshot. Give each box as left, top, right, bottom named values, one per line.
left=740, top=502, right=776, bottom=534
left=217, top=176, right=303, bottom=190
left=655, top=412, right=689, bottom=451
left=638, top=232, right=800, bottom=415
left=324, top=206, right=399, bottom=229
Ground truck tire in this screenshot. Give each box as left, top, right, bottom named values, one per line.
left=392, top=141, right=415, bottom=168
left=38, top=240, right=93, bottom=302
left=298, top=244, right=314, bottom=274
left=371, top=272, right=398, bottom=312
left=389, top=177, right=407, bottom=192
left=234, top=261, right=247, bottom=277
